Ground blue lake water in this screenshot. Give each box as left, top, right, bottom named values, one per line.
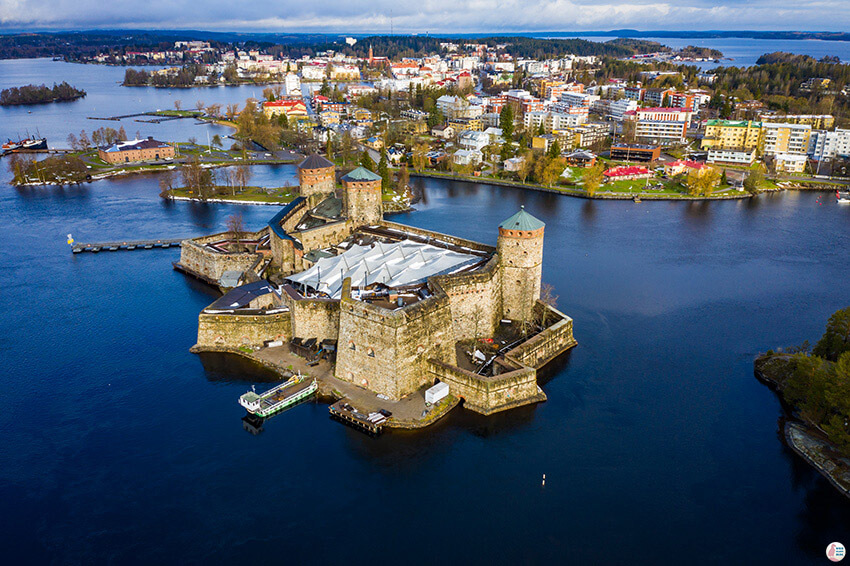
left=543, top=35, right=850, bottom=69
left=1, top=162, right=850, bottom=563
left=3, top=57, right=850, bottom=563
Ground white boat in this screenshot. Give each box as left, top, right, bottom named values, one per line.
left=239, top=374, right=317, bottom=417
left=836, top=190, right=850, bottom=204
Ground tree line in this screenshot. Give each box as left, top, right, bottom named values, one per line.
left=0, top=82, right=85, bottom=106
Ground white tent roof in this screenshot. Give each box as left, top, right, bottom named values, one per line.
left=286, top=240, right=481, bottom=299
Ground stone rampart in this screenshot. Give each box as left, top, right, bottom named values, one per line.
left=290, top=298, right=340, bottom=342
left=426, top=359, right=544, bottom=415
left=380, top=220, right=496, bottom=253
left=505, top=302, right=577, bottom=369
left=431, top=256, right=503, bottom=341
left=196, top=311, right=291, bottom=349
left=335, top=278, right=456, bottom=400
left=179, top=229, right=265, bottom=284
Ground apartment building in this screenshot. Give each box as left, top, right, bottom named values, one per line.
left=701, top=120, right=762, bottom=151
left=760, top=122, right=811, bottom=156
left=808, top=129, right=850, bottom=160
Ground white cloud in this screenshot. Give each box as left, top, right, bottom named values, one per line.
left=0, top=0, right=848, bottom=31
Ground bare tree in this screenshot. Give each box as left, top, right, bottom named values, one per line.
left=66, top=133, right=79, bottom=151
left=540, top=282, right=559, bottom=328
left=158, top=170, right=175, bottom=198
left=173, top=99, right=182, bottom=111
left=234, top=164, right=252, bottom=191
left=195, top=100, right=205, bottom=112
left=226, top=212, right=246, bottom=251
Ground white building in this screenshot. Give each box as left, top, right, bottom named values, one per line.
left=774, top=152, right=808, bottom=174
left=452, top=149, right=483, bottom=165
left=457, top=130, right=491, bottom=151
left=707, top=148, right=756, bottom=165
left=284, top=73, right=301, bottom=95
left=808, top=128, right=850, bottom=161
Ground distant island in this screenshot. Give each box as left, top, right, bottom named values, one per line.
left=0, top=82, right=86, bottom=106
left=755, top=307, right=850, bottom=498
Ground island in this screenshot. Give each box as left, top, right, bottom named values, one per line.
left=754, top=307, right=850, bottom=497
left=0, top=82, right=86, bottom=106
left=176, top=154, right=577, bottom=432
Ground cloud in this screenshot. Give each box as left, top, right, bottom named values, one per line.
left=0, top=0, right=848, bottom=32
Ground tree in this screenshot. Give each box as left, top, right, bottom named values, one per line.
left=360, top=150, right=375, bottom=170
left=378, top=147, right=390, bottom=190
left=547, top=140, right=561, bottom=159
left=621, top=120, right=636, bottom=144
left=158, top=169, right=175, bottom=198
left=66, top=133, right=78, bottom=151
left=234, top=164, right=252, bottom=192
left=743, top=169, right=765, bottom=195
left=174, top=99, right=182, bottom=111
left=226, top=212, right=246, bottom=251
left=397, top=164, right=410, bottom=191
left=814, top=307, right=850, bottom=361
left=117, top=126, right=127, bottom=141
left=339, top=131, right=353, bottom=165
left=499, top=104, right=514, bottom=141
left=517, top=150, right=533, bottom=183
left=78, top=130, right=91, bottom=151
left=195, top=100, right=205, bottom=112
left=412, top=142, right=429, bottom=172
left=211, top=134, right=223, bottom=149
left=540, top=282, right=559, bottom=328
left=584, top=162, right=604, bottom=197
left=541, top=157, right=565, bottom=186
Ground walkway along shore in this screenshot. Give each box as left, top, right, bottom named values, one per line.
left=410, top=172, right=849, bottom=202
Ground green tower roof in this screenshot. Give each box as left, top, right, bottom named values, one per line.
left=499, top=206, right=545, bottom=232
left=342, top=166, right=382, bottom=182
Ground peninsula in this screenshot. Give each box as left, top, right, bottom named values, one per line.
left=754, top=307, right=850, bottom=497
left=177, top=154, right=577, bottom=430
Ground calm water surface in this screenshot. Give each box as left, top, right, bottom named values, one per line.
left=1, top=165, right=850, bottom=564
left=2, top=57, right=850, bottom=564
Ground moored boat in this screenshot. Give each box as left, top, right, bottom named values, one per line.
left=239, top=374, right=317, bottom=417
left=836, top=190, right=850, bottom=204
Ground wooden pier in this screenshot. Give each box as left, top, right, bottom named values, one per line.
left=329, top=401, right=385, bottom=436
left=71, top=238, right=186, bottom=254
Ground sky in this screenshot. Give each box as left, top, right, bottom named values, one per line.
left=0, top=0, right=848, bottom=33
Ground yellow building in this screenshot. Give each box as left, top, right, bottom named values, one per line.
left=448, top=116, right=483, bottom=131
left=760, top=114, right=834, bottom=130
left=701, top=120, right=762, bottom=151
left=760, top=122, right=811, bottom=156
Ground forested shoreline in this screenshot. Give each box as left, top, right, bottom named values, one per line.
left=0, top=82, right=86, bottom=106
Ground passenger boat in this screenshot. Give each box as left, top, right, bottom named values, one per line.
left=238, top=374, right=317, bottom=417
left=836, top=190, right=850, bottom=204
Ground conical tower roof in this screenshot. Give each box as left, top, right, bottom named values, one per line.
left=342, top=166, right=382, bottom=182
left=298, top=153, right=334, bottom=170
left=499, top=206, right=544, bottom=232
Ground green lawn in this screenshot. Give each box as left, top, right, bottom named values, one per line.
left=168, top=186, right=296, bottom=203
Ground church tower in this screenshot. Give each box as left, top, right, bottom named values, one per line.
left=341, top=166, right=383, bottom=226
left=498, top=206, right=545, bottom=323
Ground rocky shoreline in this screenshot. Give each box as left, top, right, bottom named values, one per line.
left=754, top=354, right=850, bottom=498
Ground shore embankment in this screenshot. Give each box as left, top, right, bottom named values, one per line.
left=754, top=353, right=850, bottom=498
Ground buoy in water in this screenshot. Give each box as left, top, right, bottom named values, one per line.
left=542, top=473, right=546, bottom=486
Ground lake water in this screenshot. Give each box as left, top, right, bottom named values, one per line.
left=3, top=57, right=850, bottom=564
left=543, top=35, right=850, bottom=69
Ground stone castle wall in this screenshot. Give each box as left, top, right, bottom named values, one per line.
left=505, top=302, right=577, bottom=368
left=380, top=220, right=496, bottom=253
left=179, top=230, right=264, bottom=283
left=196, top=311, right=291, bottom=349
left=335, top=278, right=456, bottom=400
left=290, top=298, right=340, bottom=342
left=432, top=257, right=503, bottom=341
left=426, top=359, right=543, bottom=415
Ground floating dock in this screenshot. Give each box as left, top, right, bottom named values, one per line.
left=329, top=401, right=388, bottom=436
left=71, top=238, right=186, bottom=253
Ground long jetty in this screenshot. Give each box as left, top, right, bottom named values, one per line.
left=71, top=238, right=187, bottom=254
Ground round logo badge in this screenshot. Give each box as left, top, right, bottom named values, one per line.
left=827, top=542, right=846, bottom=562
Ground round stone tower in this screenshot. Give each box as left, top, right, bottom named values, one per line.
left=341, top=166, right=383, bottom=226
left=497, top=206, right=545, bottom=323
left=297, top=153, right=336, bottom=204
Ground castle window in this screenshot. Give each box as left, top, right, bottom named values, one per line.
left=349, top=341, right=356, bottom=351
left=367, top=348, right=375, bottom=357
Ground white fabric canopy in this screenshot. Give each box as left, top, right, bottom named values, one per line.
left=286, top=240, right=481, bottom=298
